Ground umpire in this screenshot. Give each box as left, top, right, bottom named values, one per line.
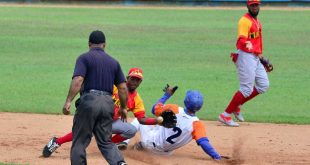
left=62, top=30, right=128, bottom=165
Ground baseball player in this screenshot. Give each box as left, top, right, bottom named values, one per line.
left=42, top=67, right=163, bottom=157
left=218, top=0, right=272, bottom=127
left=121, top=86, right=222, bottom=160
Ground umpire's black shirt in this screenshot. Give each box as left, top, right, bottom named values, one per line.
left=73, top=47, right=125, bottom=94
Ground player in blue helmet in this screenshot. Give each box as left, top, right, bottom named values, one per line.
left=118, top=85, right=222, bottom=161
left=184, top=90, right=204, bottom=112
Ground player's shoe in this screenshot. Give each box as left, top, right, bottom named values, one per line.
left=133, top=141, right=144, bottom=151
left=233, top=112, right=245, bottom=122
left=42, top=137, right=59, bottom=157
left=218, top=113, right=239, bottom=127
left=116, top=142, right=128, bottom=151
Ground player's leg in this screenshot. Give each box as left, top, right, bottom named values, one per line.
left=233, top=52, right=262, bottom=121
left=234, top=86, right=259, bottom=122
left=235, top=54, right=268, bottom=121
left=138, top=127, right=162, bottom=154
left=122, top=118, right=155, bottom=151
left=237, top=51, right=258, bottom=98
left=112, top=119, right=137, bottom=143
left=42, top=132, right=73, bottom=157
left=56, top=132, right=73, bottom=145
left=112, top=119, right=137, bottom=150
left=235, top=56, right=267, bottom=110
left=134, top=123, right=157, bottom=151
left=219, top=50, right=257, bottom=126
left=116, top=118, right=141, bottom=149
left=255, top=61, right=270, bottom=94
left=234, top=61, right=269, bottom=121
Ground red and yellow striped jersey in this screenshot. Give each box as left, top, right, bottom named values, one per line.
left=112, top=86, right=145, bottom=120
left=236, top=13, right=263, bottom=55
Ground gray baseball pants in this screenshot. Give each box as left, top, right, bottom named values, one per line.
left=112, top=118, right=137, bottom=139
left=236, top=50, right=269, bottom=97
left=70, top=92, right=125, bottom=165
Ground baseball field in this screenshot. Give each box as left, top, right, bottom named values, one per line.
left=0, top=3, right=310, bottom=165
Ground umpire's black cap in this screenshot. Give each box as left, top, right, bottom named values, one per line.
left=89, top=30, right=106, bottom=44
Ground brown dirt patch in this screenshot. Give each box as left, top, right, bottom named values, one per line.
left=0, top=112, right=310, bottom=165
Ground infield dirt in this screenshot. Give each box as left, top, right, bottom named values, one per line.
left=0, top=112, right=309, bottom=165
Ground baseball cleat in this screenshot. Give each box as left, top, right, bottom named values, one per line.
left=133, top=141, right=144, bottom=151
left=233, top=112, right=245, bottom=122
left=42, top=137, right=59, bottom=157
left=218, top=114, right=239, bottom=127
left=116, top=142, right=128, bottom=151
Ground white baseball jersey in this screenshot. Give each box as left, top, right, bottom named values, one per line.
left=131, top=104, right=206, bottom=155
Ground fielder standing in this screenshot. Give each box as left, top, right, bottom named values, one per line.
left=219, top=0, right=272, bottom=127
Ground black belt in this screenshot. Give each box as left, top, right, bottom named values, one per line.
left=84, top=89, right=111, bottom=96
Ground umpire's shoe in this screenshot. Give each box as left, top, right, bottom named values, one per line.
left=42, top=137, right=59, bottom=157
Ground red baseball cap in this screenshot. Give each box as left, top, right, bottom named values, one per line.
left=247, top=0, right=261, bottom=5
left=127, top=67, right=143, bottom=80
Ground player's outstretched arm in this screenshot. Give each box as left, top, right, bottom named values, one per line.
left=196, top=138, right=221, bottom=160
left=193, top=121, right=221, bottom=160
left=130, top=93, right=163, bottom=125
left=137, top=117, right=163, bottom=125
left=151, top=84, right=178, bottom=115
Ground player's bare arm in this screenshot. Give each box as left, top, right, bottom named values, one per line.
left=117, top=82, right=128, bottom=121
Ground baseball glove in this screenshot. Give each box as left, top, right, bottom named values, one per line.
left=260, top=57, right=273, bottom=72
left=160, top=110, right=177, bottom=128
left=230, top=53, right=238, bottom=63
left=163, top=84, right=178, bottom=95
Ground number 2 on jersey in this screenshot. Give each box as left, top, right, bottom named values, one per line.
left=166, top=127, right=182, bottom=144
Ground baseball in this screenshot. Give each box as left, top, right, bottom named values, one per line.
left=157, top=116, right=164, bottom=124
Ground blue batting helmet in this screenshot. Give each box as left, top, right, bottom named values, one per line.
left=184, top=90, right=204, bottom=112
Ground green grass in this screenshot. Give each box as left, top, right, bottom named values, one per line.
left=0, top=5, right=309, bottom=124
left=0, top=163, right=26, bottom=165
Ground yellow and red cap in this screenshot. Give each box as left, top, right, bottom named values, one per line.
left=247, top=0, right=261, bottom=5
left=128, top=67, right=143, bottom=80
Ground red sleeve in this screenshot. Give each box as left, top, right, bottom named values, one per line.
left=236, top=36, right=248, bottom=52
left=134, top=111, right=145, bottom=119
left=135, top=112, right=157, bottom=125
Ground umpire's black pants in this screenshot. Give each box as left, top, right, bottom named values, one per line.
left=70, top=92, right=125, bottom=165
